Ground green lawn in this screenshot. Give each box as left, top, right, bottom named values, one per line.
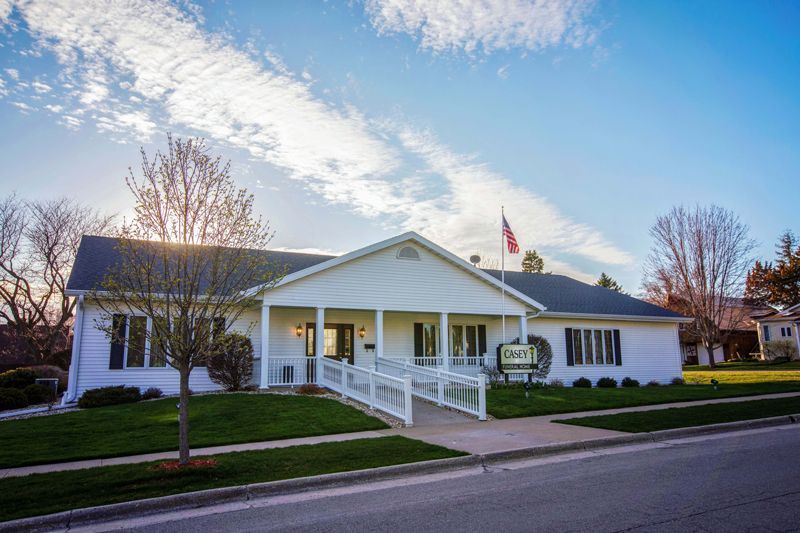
left=557, top=396, right=800, bottom=433
left=487, top=381, right=800, bottom=419
left=683, top=370, right=800, bottom=384
left=0, top=393, right=388, bottom=469
left=0, top=436, right=464, bottom=523
left=683, top=361, right=800, bottom=371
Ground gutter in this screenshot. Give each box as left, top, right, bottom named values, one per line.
left=537, top=311, right=694, bottom=324
left=62, top=295, right=84, bottom=405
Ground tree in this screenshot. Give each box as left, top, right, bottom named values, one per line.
left=596, top=272, right=625, bottom=293
left=521, top=249, right=544, bottom=273
left=96, top=135, right=280, bottom=465
left=744, top=231, right=800, bottom=308
left=643, top=205, right=756, bottom=368
left=0, top=195, right=113, bottom=367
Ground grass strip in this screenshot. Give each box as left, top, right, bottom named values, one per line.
left=0, top=436, right=464, bottom=523
left=487, top=381, right=800, bottom=419
left=0, top=393, right=388, bottom=469
left=556, top=396, right=800, bottom=433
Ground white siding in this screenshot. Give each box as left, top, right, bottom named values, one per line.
left=74, top=303, right=261, bottom=397
left=263, top=242, right=530, bottom=315
left=527, top=317, right=683, bottom=385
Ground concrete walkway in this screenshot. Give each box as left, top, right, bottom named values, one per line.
left=2, top=390, right=798, bottom=479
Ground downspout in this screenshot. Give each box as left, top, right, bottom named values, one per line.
left=62, top=294, right=85, bottom=405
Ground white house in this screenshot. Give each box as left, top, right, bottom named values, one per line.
left=751, top=303, right=800, bottom=359
left=62, top=232, right=689, bottom=414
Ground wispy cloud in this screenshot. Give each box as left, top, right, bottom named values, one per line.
left=497, top=64, right=510, bottom=79
left=1, top=0, right=630, bottom=277
left=364, top=0, right=598, bottom=54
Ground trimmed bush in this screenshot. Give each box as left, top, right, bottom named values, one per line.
left=0, top=388, right=29, bottom=411
left=141, top=387, right=163, bottom=400
left=646, top=379, right=660, bottom=387
left=298, top=383, right=325, bottom=395
left=0, top=368, right=37, bottom=390
left=572, top=377, right=592, bottom=388
left=78, top=386, right=141, bottom=409
left=596, top=377, right=618, bottom=388
left=206, top=333, right=254, bottom=392
left=23, top=383, right=54, bottom=404
left=548, top=378, right=565, bottom=388
left=671, top=377, right=685, bottom=386
left=621, top=377, right=640, bottom=388
left=29, top=365, right=68, bottom=393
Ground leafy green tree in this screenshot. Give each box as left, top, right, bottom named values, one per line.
left=521, top=249, right=545, bottom=273
left=745, top=231, right=800, bottom=308
left=596, top=272, right=625, bottom=293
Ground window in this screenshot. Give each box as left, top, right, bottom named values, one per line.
left=572, top=328, right=617, bottom=366
left=193, top=317, right=225, bottom=367
left=396, top=246, right=420, bottom=260
left=422, top=324, right=437, bottom=357
left=465, top=325, right=477, bottom=357
left=125, top=316, right=147, bottom=368
left=149, top=317, right=168, bottom=368
left=451, top=325, right=464, bottom=357
left=763, top=325, right=771, bottom=342
left=306, top=323, right=354, bottom=361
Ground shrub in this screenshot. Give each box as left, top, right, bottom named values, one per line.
left=572, top=377, right=592, bottom=388
left=482, top=366, right=503, bottom=386
left=206, top=333, right=254, bottom=392
left=141, top=387, right=163, bottom=400
left=0, top=368, right=37, bottom=390
left=596, top=377, right=618, bottom=388
left=670, top=377, right=685, bottom=386
left=28, top=365, right=68, bottom=392
left=23, top=383, right=55, bottom=404
left=548, top=378, right=564, bottom=388
left=621, top=377, right=640, bottom=388
left=646, top=380, right=660, bottom=387
left=763, top=340, right=798, bottom=362
left=78, top=386, right=141, bottom=409
left=297, top=383, right=325, bottom=395
left=0, top=388, right=29, bottom=410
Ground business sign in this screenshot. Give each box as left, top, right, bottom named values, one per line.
left=498, top=344, right=538, bottom=374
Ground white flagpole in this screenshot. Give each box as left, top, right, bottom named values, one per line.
left=501, top=206, right=505, bottom=342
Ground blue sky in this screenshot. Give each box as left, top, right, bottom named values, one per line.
left=0, top=0, right=798, bottom=293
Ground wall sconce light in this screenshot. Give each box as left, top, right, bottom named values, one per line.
left=295, top=323, right=303, bottom=337
left=358, top=325, right=366, bottom=338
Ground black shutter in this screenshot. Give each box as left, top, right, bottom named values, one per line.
left=478, top=325, right=487, bottom=355
left=613, top=329, right=622, bottom=366
left=565, top=328, right=574, bottom=366
left=109, top=314, right=126, bottom=369
left=414, top=323, right=423, bottom=357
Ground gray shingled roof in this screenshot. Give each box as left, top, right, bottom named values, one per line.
left=68, top=236, right=683, bottom=319
left=66, top=235, right=335, bottom=292
left=482, top=269, right=684, bottom=319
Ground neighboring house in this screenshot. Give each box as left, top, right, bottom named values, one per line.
left=751, top=303, right=800, bottom=360
left=679, top=299, right=770, bottom=366
left=62, top=232, right=690, bottom=403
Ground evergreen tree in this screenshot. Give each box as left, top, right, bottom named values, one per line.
left=745, top=231, right=800, bottom=308
left=596, top=272, right=625, bottom=293
left=521, top=249, right=545, bottom=273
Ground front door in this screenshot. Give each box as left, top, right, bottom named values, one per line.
left=306, top=323, right=354, bottom=362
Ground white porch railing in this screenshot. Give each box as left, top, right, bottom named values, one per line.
left=266, top=357, right=316, bottom=386
left=319, top=357, right=413, bottom=426
left=377, top=357, right=486, bottom=420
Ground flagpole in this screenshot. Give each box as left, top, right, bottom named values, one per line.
left=501, top=206, right=505, bottom=342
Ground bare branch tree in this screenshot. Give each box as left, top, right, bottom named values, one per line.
left=95, top=135, right=281, bottom=465
left=643, top=205, right=756, bottom=368
left=0, top=195, right=114, bottom=367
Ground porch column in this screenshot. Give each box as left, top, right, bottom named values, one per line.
left=259, top=303, right=270, bottom=389
left=375, top=309, right=384, bottom=365
left=440, top=312, right=450, bottom=372
left=63, top=294, right=85, bottom=405
left=315, top=307, right=325, bottom=382
left=518, top=315, right=528, bottom=343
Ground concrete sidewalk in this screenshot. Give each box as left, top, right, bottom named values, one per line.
left=2, top=390, right=799, bottom=479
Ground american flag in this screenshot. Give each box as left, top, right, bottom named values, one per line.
left=502, top=215, right=520, bottom=254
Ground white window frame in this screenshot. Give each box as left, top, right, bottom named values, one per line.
left=572, top=328, right=617, bottom=366
left=449, top=323, right=485, bottom=358
left=123, top=315, right=150, bottom=369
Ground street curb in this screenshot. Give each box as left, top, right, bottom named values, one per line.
left=2, top=414, right=798, bottom=532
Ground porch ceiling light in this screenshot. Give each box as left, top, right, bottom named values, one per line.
left=358, top=325, right=366, bottom=338
left=295, top=323, right=303, bottom=337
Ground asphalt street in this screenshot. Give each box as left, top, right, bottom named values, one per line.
left=114, top=425, right=800, bottom=533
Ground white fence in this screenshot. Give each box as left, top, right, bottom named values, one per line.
left=319, top=358, right=413, bottom=426
left=377, top=357, right=486, bottom=420
left=266, top=357, right=316, bottom=386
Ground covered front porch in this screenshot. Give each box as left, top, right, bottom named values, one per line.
left=253, top=305, right=530, bottom=387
